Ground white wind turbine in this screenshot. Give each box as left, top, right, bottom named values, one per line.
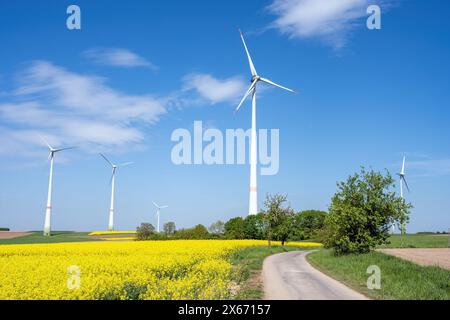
left=43, top=142, right=76, bottom=236
left=152, top=202, right=168, bottom=233
left=397, top=155, right=410, bottom=236
left=236, top=29, right=296, bottom=216
left=100, top=154, right=133, bottom=231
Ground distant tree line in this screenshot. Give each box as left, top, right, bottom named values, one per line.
left=137, top=168, right=414, bottom=256
left=136, top=195, right=326, bottom=244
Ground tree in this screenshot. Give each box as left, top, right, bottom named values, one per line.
left=209, top=220, right=225, bottom=234
left=163, top=222, right=176, bottom=235
left=174, top=224, right=210, bottom=239
left=191, top=224, right=209, bottom=239
left=263, top=194, right=294, bottom=247
left=243, top=213, right=267, bottom=239
left=224, top=217, right=246, bottom=239
left=324, top=168, right=412, bottom=255
left=136, top=223, right=155, bottom=241
left=293, top=210, right=327, bottom=240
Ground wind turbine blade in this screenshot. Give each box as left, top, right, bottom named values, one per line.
left=39, top=135, right=53, bottom=151
left=402, top=177, right=410, bottom=192
left=152, top=201, right=159, bottom=208
left=118, top=162, right=134, bottom=167
left=160, top=205, right=168, bottom=209
left=239, top=29, right=257, bottom=77
left=100, top=153, right=114, bottom=167
left=236, top=80, right=257, bottom=112
left=401, top=156, right=406, bottom=174
left=54, top=146, right=77, bottom=153
left=260, top=77, right=296, bottom=93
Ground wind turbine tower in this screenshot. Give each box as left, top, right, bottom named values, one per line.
left=43, top=142, right=76, bottom=236
left=236, top=29, right=296, bottom=216
left=152, top=202, right=168, bottom=233
left=100, top=154, right=133, bottom=231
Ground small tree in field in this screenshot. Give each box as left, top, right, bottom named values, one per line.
left=263, top=194, right=294, bottom=247
left=324, top=168, right=412, bottom=255
left=136, top=223, right=155, bottom=241
left=163, top=222, right=176, bottom=235
left=209, top=220, right=225, bottom=234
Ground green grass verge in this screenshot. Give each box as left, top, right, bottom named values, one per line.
left=381, top=234, right=449, bottom=249
left=307, top=249, right=450, bottom=300
left=230, top=245, right=319, bottom=300
left=0, top=231, right=99, bottom=245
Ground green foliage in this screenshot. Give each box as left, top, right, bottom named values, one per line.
left=224, top=217, right=246, bottom=239
left=173, top=224, right=210, bottom=239
left=262, top=194, right=295, bottom=247
left=136, top=223, right=155, bottom=241
left=324, top=168, right=412, bottom=255
left=163, top=221, right=176, bottom=235
left=290, top=210, right=327, bottom=240
left=0, top=228, right=10, bottom=231
left=243, top=213, right=267, bottom=239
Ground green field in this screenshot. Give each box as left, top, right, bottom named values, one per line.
left=0, top=231, right=98, bottom=245
left=307, top=249, right=450, bottom=300
left=381, top=234, right=449, bottom=248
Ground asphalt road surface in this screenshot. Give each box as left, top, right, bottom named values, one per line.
left=263, top=251, right=368, bottom=300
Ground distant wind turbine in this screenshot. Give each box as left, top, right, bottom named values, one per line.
left=43, top=141, right=76, bottom=236
left=100, top=154, right=133, bottom=231
left=397, top=155, right=410, bottom=236
left=236, top=29, right=296, bottom=216
left=152, top=201, right=168, bottom=233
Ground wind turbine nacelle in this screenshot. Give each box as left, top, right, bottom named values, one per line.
left=251, top=75, right=261, bottom=82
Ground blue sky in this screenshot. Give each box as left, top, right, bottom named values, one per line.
left=0, top=0, right=449, bottom=232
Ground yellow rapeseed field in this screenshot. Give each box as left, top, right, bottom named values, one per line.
left=0, top=240, right=321, bottom=300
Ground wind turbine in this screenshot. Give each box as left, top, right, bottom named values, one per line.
left=43, top=142, right=76, bottom=236
left=397, top=155, right=410, bottom=236
left=236, top=29, right=296, bottom=216
left=100, top=154, right=133, bottom=231
left=152, top=202, right=168, bottom=233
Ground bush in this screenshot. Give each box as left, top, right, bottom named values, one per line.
left=0, top=228, right=10, bottom=231
left=324, top=168, right=412, bottom=255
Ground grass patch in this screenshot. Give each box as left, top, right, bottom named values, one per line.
left=0, top=231, right=99, bottom=245
left=307, top=249, right=450, bottom=300
left=380, top=234, right=449, bottom=249
left=230, top=245, right=319, bottom=299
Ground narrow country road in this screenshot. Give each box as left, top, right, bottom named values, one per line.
left=263, top=251, right=368, bottom=300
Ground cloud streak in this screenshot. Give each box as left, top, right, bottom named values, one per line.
left=83, top=48, right=158, bottom=70
left=0, top=62, right=247, bottom=159
left=267, top=0, right=381, bottom=49
left=0, top=61, right=166, bottom=155
left=406, top=158, right=450, bottom=178
left=182, top=73, right=247, bottom=105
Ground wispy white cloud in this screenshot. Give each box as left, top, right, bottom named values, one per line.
left=267, top=0, right=383, bottom=49
left=182, top=73, right=247, bottom=105
left=407, top=158, right=450, bottom=178
left=83, top=47, right=158, bottom=70
left=0, top=61, right=249, bottom=160
left=0, top=61, right=166, bottom=156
